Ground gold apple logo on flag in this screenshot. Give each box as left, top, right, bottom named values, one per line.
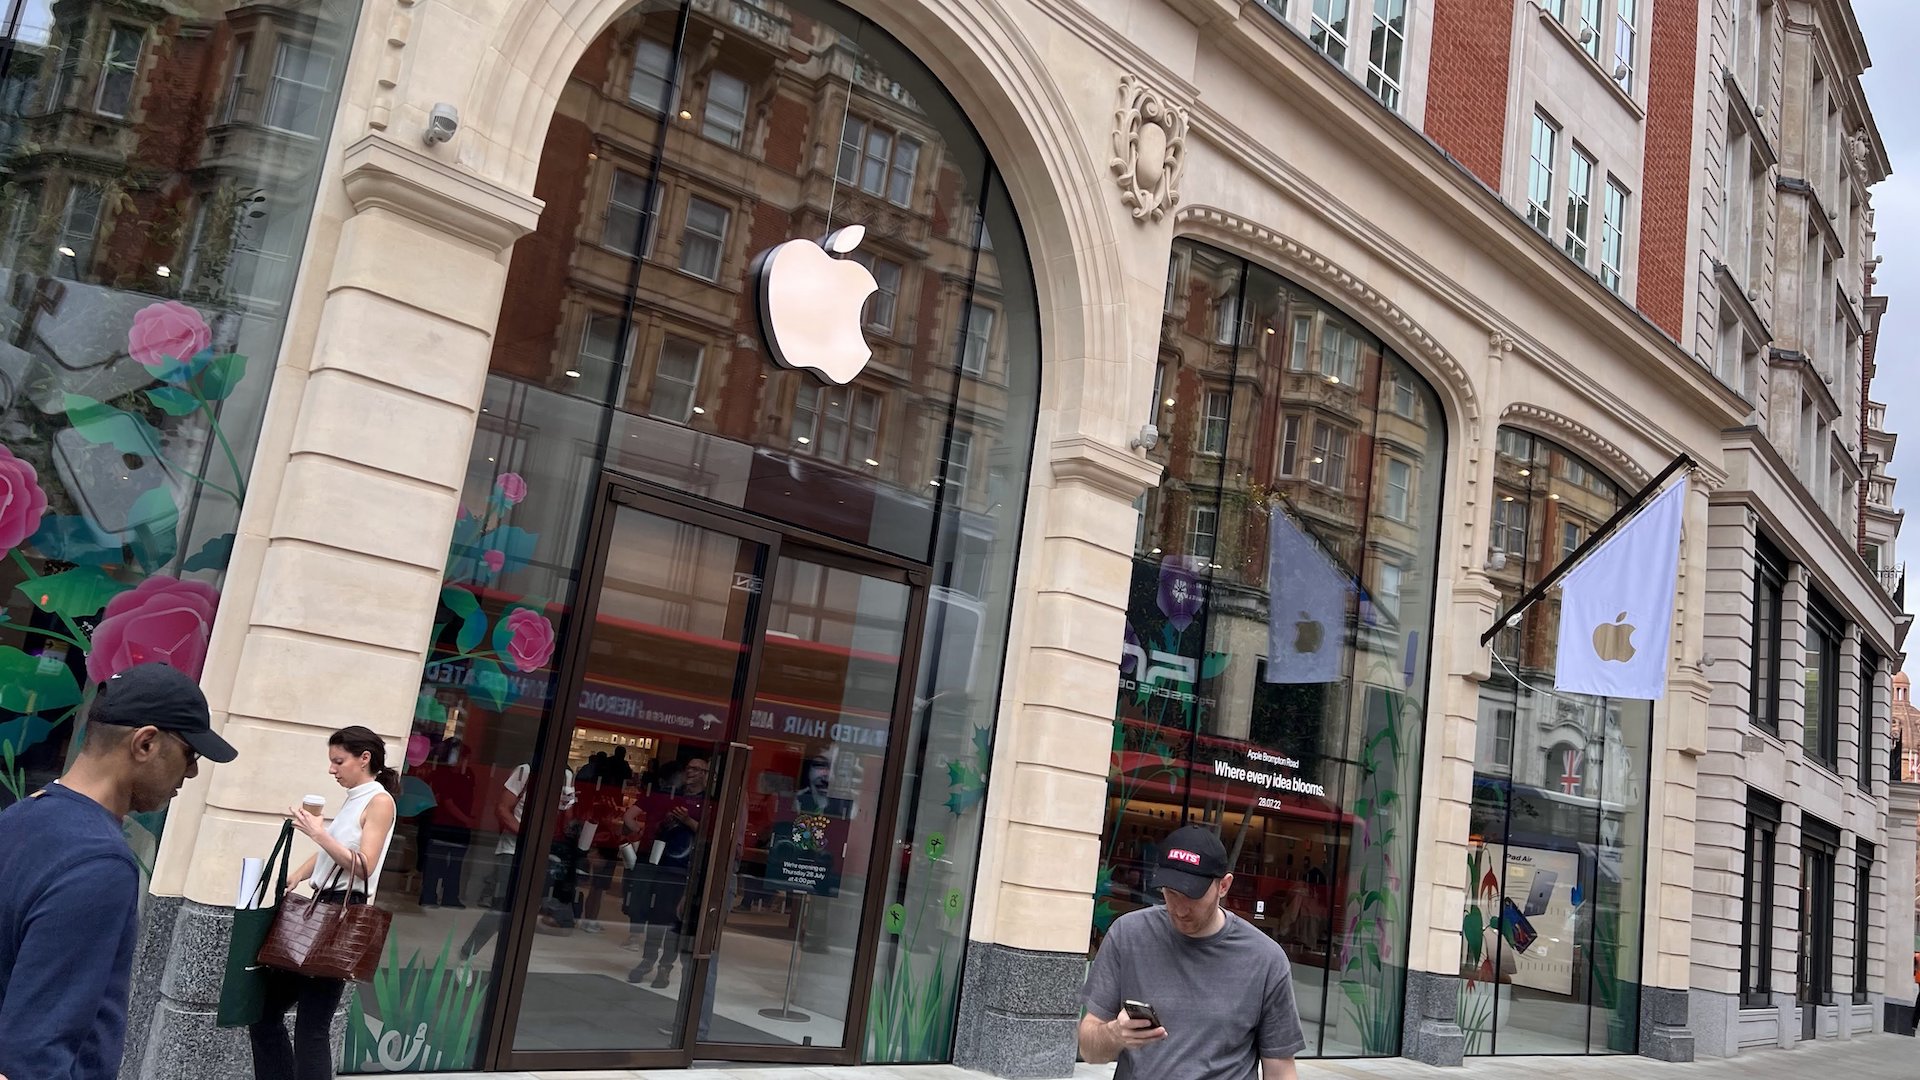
left=1590, top=612, right=1637, bottom=663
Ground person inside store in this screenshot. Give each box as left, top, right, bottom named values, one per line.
left=250, top=725, right=397, bottom=1080
left=416, top=736, right=477, bottom=909
left=0, top=663, right=237, bottom=1080
left=1079, top=824, right=1305, bottom=1080
left=624, top=756, right=708, bottom=988
left=460, top=758, right=575, bottom=961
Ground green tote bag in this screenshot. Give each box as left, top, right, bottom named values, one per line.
left=216, top=819, right=294, bottom=1028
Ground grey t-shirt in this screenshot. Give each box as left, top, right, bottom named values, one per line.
left=1083, top=906, right=1306, bottom=1080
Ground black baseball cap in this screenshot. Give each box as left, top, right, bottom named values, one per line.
left=1153, top=824, right=1230, bottom=899
left=92, top=663, right=238, bottom=763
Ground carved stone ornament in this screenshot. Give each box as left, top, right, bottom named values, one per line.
left=1111, top=75, right=1188, bottom=223
left=1848, top=129, right=1870, bottom=180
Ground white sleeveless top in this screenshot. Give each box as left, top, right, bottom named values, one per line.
left=310, top=780, right=395, bottom=897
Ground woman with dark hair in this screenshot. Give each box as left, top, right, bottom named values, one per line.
left=249, top=725, right=398, bottom=1080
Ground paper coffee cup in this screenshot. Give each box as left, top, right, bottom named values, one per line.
left=619, top=842, right=638, bottom=870
left=302, top=794, right=326, bottom=815
left=649, top=839, right=666, bottom=865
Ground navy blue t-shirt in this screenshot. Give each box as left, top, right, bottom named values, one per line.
left=0, top=783, right=141, bottom=1080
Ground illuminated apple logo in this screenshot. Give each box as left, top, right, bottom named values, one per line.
left=1591, top=612, right=1637, bottom=663
left=1292, top=612, right=1324, bottom=654
left=754, top=225, right=878, bottom=385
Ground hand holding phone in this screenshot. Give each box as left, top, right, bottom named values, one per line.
left=1122, top=999, right=1165, bottom=1032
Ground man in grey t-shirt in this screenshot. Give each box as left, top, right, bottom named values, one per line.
left=1080, top=825, right=1305, bottom=1080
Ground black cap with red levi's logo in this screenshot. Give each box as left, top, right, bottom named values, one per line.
left=1153, top=824, right=1230, bottom=899
left=91, top=662, right=238, bottom=763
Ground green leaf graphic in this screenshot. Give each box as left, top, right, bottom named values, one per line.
left=146, top=386, right=201, bottom=416
left=62, top=393, right=162, bottom=455
left=469, top=659, right=508, bottom=710
left=20, top=566, right=132, bottom=619
left=0, top=647, right=83, bottom=713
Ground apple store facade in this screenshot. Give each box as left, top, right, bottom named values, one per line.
left=336, top=0, right=1041, bottom=1070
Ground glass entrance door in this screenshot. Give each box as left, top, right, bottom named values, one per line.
left=494, top=482, right=922, bottom=1070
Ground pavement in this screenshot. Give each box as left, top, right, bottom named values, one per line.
left=433, top=1030, right=1918, bottom=1080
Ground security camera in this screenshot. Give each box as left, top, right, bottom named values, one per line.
left=425, top=103, right=459, bottom=146
left=1130, top=424, right=1160, bottom=452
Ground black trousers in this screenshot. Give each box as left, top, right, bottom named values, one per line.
left=248, top=966, right=346, bottom=1080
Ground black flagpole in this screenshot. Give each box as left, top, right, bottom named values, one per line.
left=1478, top=451, right=1696, bottom=647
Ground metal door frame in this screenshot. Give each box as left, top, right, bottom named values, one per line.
left=483, top=473, right=929, bottom=1071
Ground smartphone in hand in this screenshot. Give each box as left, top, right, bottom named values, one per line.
left=1123, top=999, right=1163, bottom=1029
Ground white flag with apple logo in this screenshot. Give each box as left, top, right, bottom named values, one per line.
left=1553, top=477, right=1688, bottom=700
left=1264, top=505, right=1354, bottom=685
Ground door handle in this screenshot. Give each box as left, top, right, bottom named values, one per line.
left=693, top=741, right=752, bottom=959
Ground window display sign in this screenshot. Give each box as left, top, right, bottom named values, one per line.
left=1483, top=842, right=1581, bottom=996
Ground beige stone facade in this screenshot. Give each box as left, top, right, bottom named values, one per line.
left=107, top=0, right=1908, bottom=1074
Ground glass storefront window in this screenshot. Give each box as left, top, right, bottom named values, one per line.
left=0, top=1, right=356, bottom=876
left=1094, top=238, right=1447, bottom=1058
left=350, top=0, right=1038, bottom=1070
left=1461, top=428, right=1651, bottom=1055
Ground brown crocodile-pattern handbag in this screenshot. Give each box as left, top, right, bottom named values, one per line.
left=257, top=868, right=391, bottom=982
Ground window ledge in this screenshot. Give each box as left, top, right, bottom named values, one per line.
left=1723, top=69, right=1781, bottom=169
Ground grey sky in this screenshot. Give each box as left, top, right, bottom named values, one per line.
left=1856, top=1, right=1918, bottom=631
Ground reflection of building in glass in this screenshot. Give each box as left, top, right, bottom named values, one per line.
left=1100, top=237, right=1444, bottom=1057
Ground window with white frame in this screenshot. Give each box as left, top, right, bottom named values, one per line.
left=849, top=251, right=902, bottom=332
left=1280, top=415, right=1301, bottom=475
left=650, top=336, right=702, bottom=422
left=1492, top=497, right=1528, bottom=556
left=794, top=385, right=882, bottom=464
left=222, top=38, right=250, bottom=123
left=1600, top=178, right=1628, bottom=292
left=1188, top=504, right=1218, bottom=560
left=1528, top=111, right=1558, bottom=235
left=702, top=71, right=749, bottom=148
left=1376, top=561, right=1404, bottom=612
left=1366, top=0, right=1408, bottom=111
left=264, top=39, right=335, bottom=138
left=961, top=303, right=995, bottom=375
left=629, top=38, right=673, bottom=113
left=47, top=25, right=82, bottom=110
left=1214, top=288, right=1241, bottom=345
left=1311, top=0, right=1352, bottom=66
left=1150, top=363, right=1166, bottom=424
left=1493, top=707, right=1517, bottom=767
left=944, top=429, right=974, bottom=497
left=1391, top=373, right=1417, bottom=417
left=603, top=170, right=656, bottom=255
left=679, top=196, right=728, bottom=281
left=837, top=116, right=920, bottom=207
left=1288, top=314, right=1313, bottom=370
left=1309, top=423, right=1348, bottom=489
left=1561, top=520, right=1582, bottom=560
left=1202, top=390, right=1229, bottom=455
left=1613, top=0, right=1637, bottom=92
left=1565, top=146, right=1594, bottom=265
left=1578, top=0, right=1603, bottom=60
left=1384, top=458, right=1412, bottom=521
left=55, top=183, right=102, bottom=278
left=1319, top=323, right=1359, bottom=384
left=94, top=26, right=142, bottom=118
left=571, top=313, right=626, bottom=390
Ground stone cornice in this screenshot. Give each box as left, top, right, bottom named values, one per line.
left=1047, top=434, right=1163, bottom=501
left=1176, top=206, right=1482, bottom=425
left=1500, top=403, right=1654, bottom=487
left=341, top=134, right=543, bottom=253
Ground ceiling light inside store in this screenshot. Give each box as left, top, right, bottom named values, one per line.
left=796, top=436, right=811, bottom=445
left=1312, top=456, right=1323, bottom=464
left=1264, top=327, right=1275, bottom=335
left=57, top=246, right=75, bottom=258
left=1502, top=495, right=1514, bottom=502
left=1151, top=547, right=1162, bottom=554
left=1326, top=375, right=1340, bottom=384
left=929, top=479, right=942, bottom=487
left=865, top=458, right=879, bottom=467
left=1163, top=397, right=1175, bottom=407
left=679, top=110, right=693, bottom=120
left=1549, top=493, right=1561, bottom=501
left=692, top=406, right=705, bottom=415
left=1518, top=468, right=1531, bottom=476
left=564, top=369, right=581, bottom=378
left=156, top=265, right=171, bottom=278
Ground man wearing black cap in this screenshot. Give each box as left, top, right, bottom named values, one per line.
left=0, top=662, right=237, bottom=1080
left=1080, top=824, right=1305, bottom=1080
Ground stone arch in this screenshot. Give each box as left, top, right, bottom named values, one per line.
left=461, top=0, right=1127, bottom=419
left=1499, top=402, right=1653, bottom=487
left=1171, top=204, right=1483, bottom=433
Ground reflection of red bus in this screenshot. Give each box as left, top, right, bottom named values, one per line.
left=1101, top=717, right=1358, bottom=966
